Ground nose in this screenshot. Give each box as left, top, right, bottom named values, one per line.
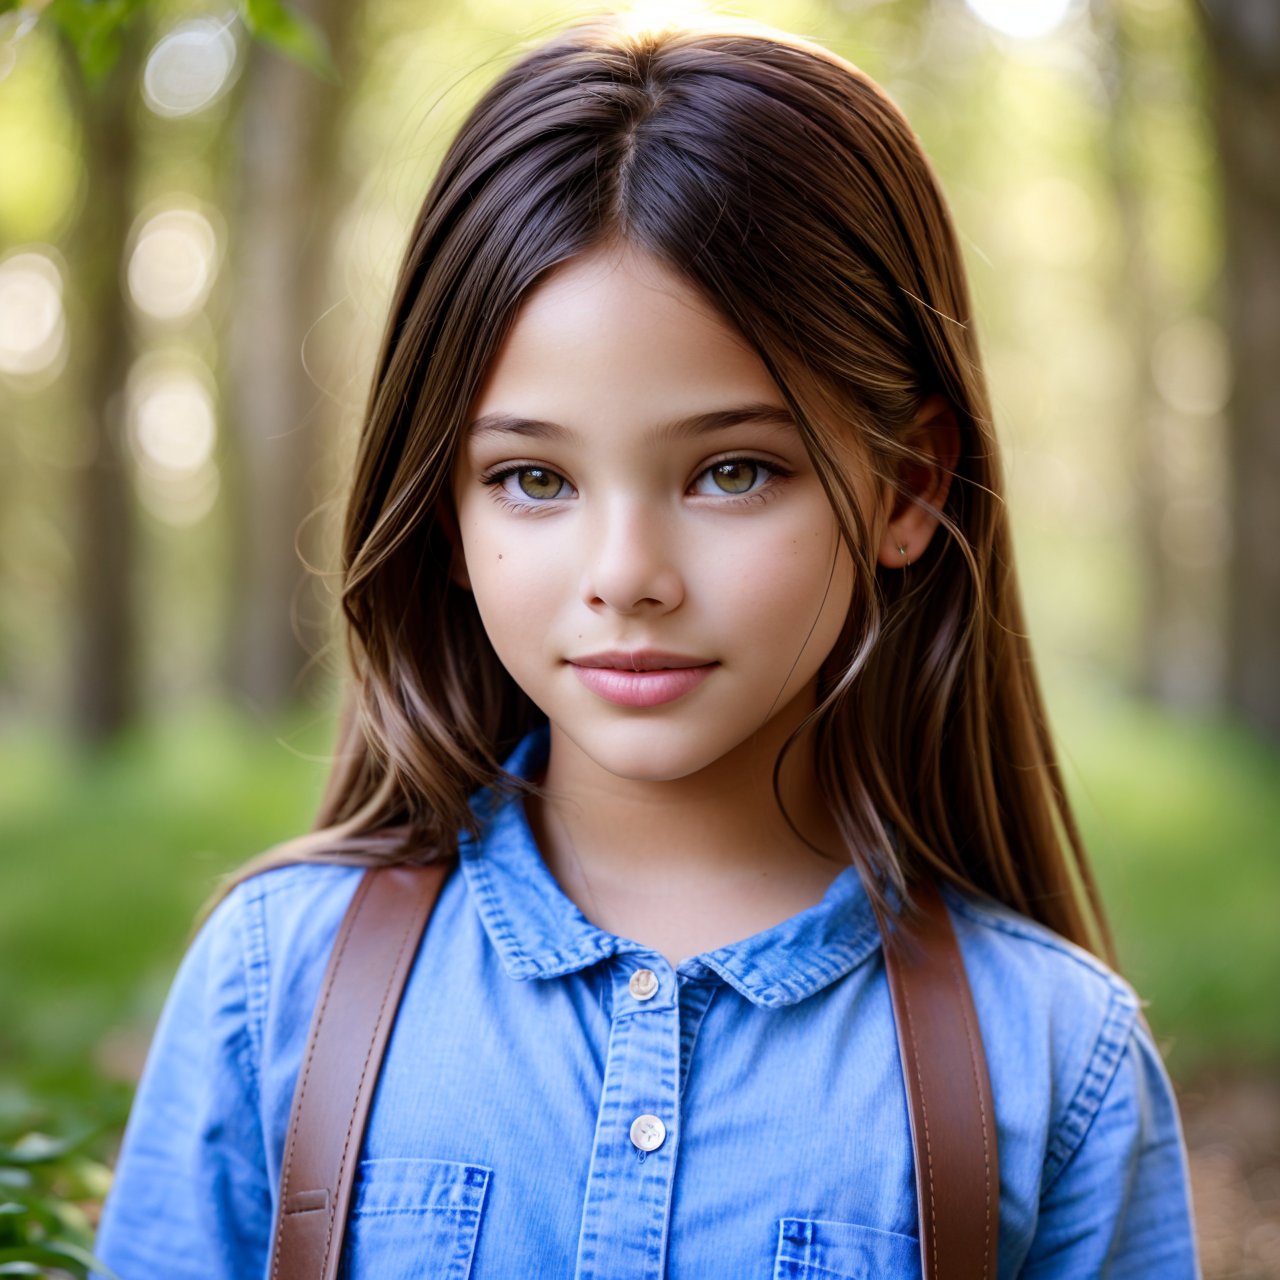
left=580, top=498, right=685, bottom=615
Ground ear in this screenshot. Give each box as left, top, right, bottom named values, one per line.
left=435, top=498, right=472, bottom=591
left=875, top=393, right=961, bottom=569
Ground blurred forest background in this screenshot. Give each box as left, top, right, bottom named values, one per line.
left=1, top=0, right=1277, bottom=1273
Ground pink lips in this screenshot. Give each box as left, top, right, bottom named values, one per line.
left=568, top=651, right=718, bottom=708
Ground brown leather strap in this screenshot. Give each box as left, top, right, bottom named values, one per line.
left=267, top=860, right=452, bottom=1280
left=883, top=875, right=1000, bottom=1280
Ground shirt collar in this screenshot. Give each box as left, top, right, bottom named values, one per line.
left=459, top=724, right=884, bottom=1009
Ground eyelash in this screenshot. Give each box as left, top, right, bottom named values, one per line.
left=478, top=456, right=793, bottom=512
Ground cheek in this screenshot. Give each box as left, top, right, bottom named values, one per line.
left=459, top=516, right=566, bottom=648
left=722, top=512, right=853, bottom=627
left=785, top=539, right=854, bottom=656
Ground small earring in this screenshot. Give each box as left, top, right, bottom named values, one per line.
left=897, top=542, right=911, bottom=566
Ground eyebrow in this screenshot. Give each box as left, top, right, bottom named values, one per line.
left=464, top=402, right=798, bottom=444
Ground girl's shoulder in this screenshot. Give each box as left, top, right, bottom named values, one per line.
left=201, top=861, right=383, bottom=1025
left=221, top=856, right=404, bottom=948
left=939, top=888, right=1197, bottom=1271
left=943, top=882, right=1136, bottom=1005
left=941, top=884, right=1175, bottom=1188
left=211, top=858, right=470, bottom=1001
left=233, top=858, right=368, bottom=908
left=214, top=859, right=369, bottom=954
left=942, top=882, right=1140, bottom=1032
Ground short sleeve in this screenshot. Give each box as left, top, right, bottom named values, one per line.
left=91, top=883, right=273, bottom=1280
left=1023, top=1011, right=1201, bottom=1278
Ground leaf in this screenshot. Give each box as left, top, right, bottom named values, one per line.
left=43, top=0, right=146, bottom=86
left=2, top=1133, right=66, bottom=1164
left=0, top=1236, right=112, bottom=1269
left=0, top=1182, right=58, bottom=1217
left=70, top=1161, right=112, bottom=1204
left=0, top=1124, right=102, bottom=1167
left=240, top=0, right=338, bottom=83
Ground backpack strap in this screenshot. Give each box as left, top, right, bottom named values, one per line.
left=267, top=860, right=453, bottom=1280
left=268, top=862, right=998, bottom=1280
left=883, top=875, right=1000, bottom=1280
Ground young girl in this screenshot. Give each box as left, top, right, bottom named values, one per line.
left=93, top=13, right=1200, bottom=1278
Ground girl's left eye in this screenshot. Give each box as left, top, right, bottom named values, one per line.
left=692, top=458, right=774, bottom=497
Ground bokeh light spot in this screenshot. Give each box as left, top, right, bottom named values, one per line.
left=0, top=249, right=66, bottom=382
left=966, top=0, right=1073, bottom=40
left=128, top=205, right=220, bottom=321
left=143, top=15, right=241, bottom=118
left=128, top=359, right=218, bottom=475
left=127, top=357, right=221, bottom=526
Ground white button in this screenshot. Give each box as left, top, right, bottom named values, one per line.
left=629, top=968, right=659, bottom=1000
left=630, top=1114, right=666, bottom=1152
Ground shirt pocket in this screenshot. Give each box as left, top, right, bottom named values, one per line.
left=773, top=1217, right=921, bottom=1280
left=339, top=1156, right=492, bottom=1280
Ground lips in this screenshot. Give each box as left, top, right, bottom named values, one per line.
left=567, top=651, right=718, bottom=707
left=568, top=649, right=712, bottom=672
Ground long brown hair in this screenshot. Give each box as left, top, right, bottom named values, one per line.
left=201, top=12, right=1113, bottom=963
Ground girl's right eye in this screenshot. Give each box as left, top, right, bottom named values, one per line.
left=481, top=465, right=575, bottom=504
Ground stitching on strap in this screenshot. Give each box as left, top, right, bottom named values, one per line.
left=896, top=970, right=937, bottom=1268
left=946, top=948, right=993, bottom=1279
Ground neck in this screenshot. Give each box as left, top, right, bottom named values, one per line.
left=526, top=691, right=848, bottom=906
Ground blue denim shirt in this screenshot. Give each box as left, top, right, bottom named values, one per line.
left=93, top=724, right=1200, bottom=1278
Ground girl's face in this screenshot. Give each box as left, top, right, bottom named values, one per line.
left=449, top=241, right=864, bottom=785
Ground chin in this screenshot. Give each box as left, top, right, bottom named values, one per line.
left=554, top=718, right=743, bottom=785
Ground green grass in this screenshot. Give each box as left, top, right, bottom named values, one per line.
left=1, top=680, right=1276, bottom=1113
left=1046, top=675, right=1280, bottom=1078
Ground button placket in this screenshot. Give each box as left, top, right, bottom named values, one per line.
left=574, top=957, right=682, bottom=1280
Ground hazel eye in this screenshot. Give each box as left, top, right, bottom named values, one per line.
left=515, top=467, right=566, bottom=499
left=701, top=460, right=760, bottom=495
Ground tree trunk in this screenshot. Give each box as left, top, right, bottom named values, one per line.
left=223, top=0, right=358, bottom=718
left=1095, top=0, right=1227, bottom=710
left=1093, top=0, right=1177, bottom=703
left=59, top=26, right=145, bottom=750
left=1197, top=0, right=1280, bottom=741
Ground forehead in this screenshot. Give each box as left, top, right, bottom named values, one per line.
left=465, top=244, right=788, bottom=441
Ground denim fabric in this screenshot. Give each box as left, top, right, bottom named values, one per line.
left=93, top=724, right=1200, bottom=1278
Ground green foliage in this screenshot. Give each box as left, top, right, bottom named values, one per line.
left=42, top=0, right=147, bottom=85
left=0, top=1105, right=124, bottom=1279
left=240, top=0, right=338, bottom=82
left=1047, top=671, right=1280, bottom=1076
left=0, top=700, right=330, bottom=1102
